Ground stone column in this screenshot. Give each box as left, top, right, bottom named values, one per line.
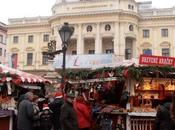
left=20, top=34, right=25, bottom=69
left=119, top=22, right=126, bottom=60
left=172, top=29, right=175, bottom=57
left=114, top=22, right=120, bottom=56
left=77, top=24, right=84, bottom=54
left=55, top=26, right=62, bottom=51
left=153, top=27, right=158, bottom=55
left=95, top=23, right=102, bottom=54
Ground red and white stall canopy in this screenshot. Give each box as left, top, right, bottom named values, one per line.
left=0, top=64, right=52, bottom=84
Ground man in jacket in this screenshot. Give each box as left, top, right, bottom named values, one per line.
left=49, top=91, right=64, bottom=130
left=155, top=95, right=175, bottom=130
left=17, top=92, right=34, bottom=130
left=60, top=93, right=78, bottom=130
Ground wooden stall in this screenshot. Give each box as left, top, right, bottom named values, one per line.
left=0, top=64, right=52, bottom=130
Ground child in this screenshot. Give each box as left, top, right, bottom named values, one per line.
left=40, top=104, right=53, bottom=130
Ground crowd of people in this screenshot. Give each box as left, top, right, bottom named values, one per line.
left=17, top=91, right=92, bottom=130
left=16, top=87, right=175, bottom=130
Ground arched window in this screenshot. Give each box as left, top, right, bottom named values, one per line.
left=129, top=25, right=134, bottom=31
left=87, top=25, right=92, bottom=32
left=105, top=24, right=111, bottom=31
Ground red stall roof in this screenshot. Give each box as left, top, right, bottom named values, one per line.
left=0, top=64, right=52, bottom=84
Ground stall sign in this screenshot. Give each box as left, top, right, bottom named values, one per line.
left=53, top=54, right=115, bottom=69
left=139, top=55, right=175, bottom=66
left=21, top=85, right=41, bottom=90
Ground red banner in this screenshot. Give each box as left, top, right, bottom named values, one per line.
left=139, top=55, right=175, bottom=66
left=12, top=54, right=18, bottom=69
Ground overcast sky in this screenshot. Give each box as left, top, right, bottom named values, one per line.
left=0, top=0, right=175, bottom=24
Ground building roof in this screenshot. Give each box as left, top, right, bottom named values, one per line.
left=0, top=22, right=7, bottom=32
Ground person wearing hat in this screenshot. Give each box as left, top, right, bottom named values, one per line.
left=40, top=104, right=53, bottom=130
left=60, top=93, right=78, bottom=130
left=49, top=91, right=64, bottom=130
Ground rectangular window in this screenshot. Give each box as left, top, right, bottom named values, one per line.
left=143, top=49, right=152, bottom=55
left=4, top=49, right=6, bottom=57
left=28, top=35, right=34, bottom=43
left=88, top=50, right=95, bottom=54
left=43, top=34, right=49, bottom=42
left=0, top=35, right=3, bottom=43
left=72, top=50, right=77, bottom=55
left=27, top=53, right=33, bottom=65
left=125, top=49, right=132, bottom=60
left=13, top=36, right=19, bottom=43
left=143, top=30, right=149, bottom=38
left=42, top=53, right=48, bottom=65
left=161, top=29, right=168, bottom=37
left=106, top=49, right=114, bottom=54
left=0, top=48, right=2, bottom=56
left=162, top=48, right=170, bottom=57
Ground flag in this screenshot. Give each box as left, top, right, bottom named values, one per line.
left=11, top=54, right=18, bottom=69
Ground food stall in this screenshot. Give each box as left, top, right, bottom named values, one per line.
left=0, top=64, right=52, bottom=130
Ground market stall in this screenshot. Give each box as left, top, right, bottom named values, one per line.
left=0, top=64, right=52, bottom=130
left=64, top=55, right=175, bottom=130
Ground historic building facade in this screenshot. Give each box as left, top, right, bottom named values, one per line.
left=6, top=0, right=175, bottom=74
left=0, top=22, right=7, bottom=65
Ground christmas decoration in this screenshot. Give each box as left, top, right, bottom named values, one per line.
left=65, top=65, right=175, bottom=82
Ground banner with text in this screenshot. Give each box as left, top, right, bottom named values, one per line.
left=139, top=55, right=175, bottom=66
left=53, top=54, right=117, bottom=69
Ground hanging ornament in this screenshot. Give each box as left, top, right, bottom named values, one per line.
left=108, top=71, right=114, bottom=77
left=7, top=82, right=12, bottom=95
left=123, top=68, right=129, bottom=78
left=104, top=72, right=109, bottom=78
left=0, top=67, right=2, bottom=73
left=12, top=78, right=21, bottom=85
left=96, top=73, right=100, bottom=78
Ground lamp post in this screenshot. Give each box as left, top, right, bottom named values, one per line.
left=58, top=22, right=74, bottom=93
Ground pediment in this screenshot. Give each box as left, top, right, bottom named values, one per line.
left=11, top=48, right=19, bottom=52
left=140, top=42, right=152, bottom=48
left=41, top=46, right=48, bottom=52
left=26, top=47, right=35, bottom=51
left=160, top=42, right=170, bottom=47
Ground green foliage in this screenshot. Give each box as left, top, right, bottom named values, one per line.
left=65, top=65, right=175, bottom=82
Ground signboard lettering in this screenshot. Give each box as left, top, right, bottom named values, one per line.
left=139, top=55, right=175, bottom=66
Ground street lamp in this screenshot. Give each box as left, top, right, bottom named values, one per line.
left=58, top=22, right=74, bottom=93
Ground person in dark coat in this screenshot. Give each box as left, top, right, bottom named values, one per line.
left=49, top=91, right=64, bottom=130
left=17, top=92, right=34, bottom=130
left=60, top=93, right=79, bottom=130
left=40, top=104, right=53, bottom=130
left=155, top=95, right=175, bottom=130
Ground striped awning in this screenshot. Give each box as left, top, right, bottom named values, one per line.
left=0, top=64, right=52, bottom=84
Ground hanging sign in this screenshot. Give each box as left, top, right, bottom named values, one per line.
left=53, top=54, right=114, bottom=69
left=139, top=55, right=175, bottom=66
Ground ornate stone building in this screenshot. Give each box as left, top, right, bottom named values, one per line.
left=6, top=0, right=175, bottom=75
left=0, top=22, right=7, bottom=65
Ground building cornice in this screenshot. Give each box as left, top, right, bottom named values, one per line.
left=140, top=15, right=175, bottom=21
left=0, top=22, right=7, bottom=32
left=49, top=9, right=140, bottom=22
left=7, top=22, right=50, bottom=29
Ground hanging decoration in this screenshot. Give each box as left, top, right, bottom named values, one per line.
left=66, top=65, right=175, bottom=82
